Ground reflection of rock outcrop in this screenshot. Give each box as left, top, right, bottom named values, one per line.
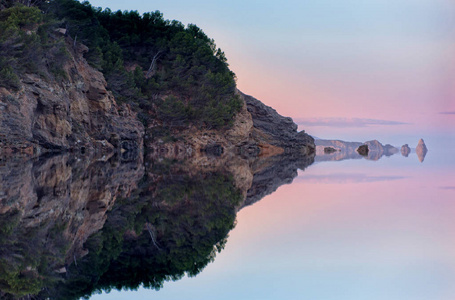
left=0, top=154, right=144, bottom=297
left=315, top=139, right=399, bottom=162
left=364, top=140, right=398, bottom=161
left=242, top=154, right=314, bottom=208
left=401, top=144, right=411, bottom=157
left=416, top=138, right=428, bottom=162
left=357, top=144, right=369, bottom=156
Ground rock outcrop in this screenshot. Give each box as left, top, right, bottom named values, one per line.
left=357, top=144, right=369, bottom=156
left=0, top=39, right=144, bottom=157
left=146, top=91, right=315, bottom=163
left=242, top=92, right=314, bottom=155
left=401, top=144, right=411, bottom=157
left=324, top=147, right=337, bottom=154
left=416, top=138, right=428, bottom=162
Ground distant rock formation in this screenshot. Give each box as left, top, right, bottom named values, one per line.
left=357, top=144, right=369, bottom=156
left=364, top=140, right=398, bottom=160
left=315, top=139, right=401, bottom=162
left=401, top=144, right=411, bottom=157
left=415, top=138, right=428, bottom=162
left=324, top=147, right=337, bottom=154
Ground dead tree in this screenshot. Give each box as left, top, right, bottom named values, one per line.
left=145, top=50, right=162, bottom=78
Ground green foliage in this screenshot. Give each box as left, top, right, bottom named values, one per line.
left=158, top=96, right=190, bottom=126
left=0, top=66, right=20, bottom=90
left=1, top=1, right=241, bottom=127
left=0, top=4, right=71, bottom=89
left=0, top=209, right=67, bottom=298
left=42, top=0, right=241, bottom=128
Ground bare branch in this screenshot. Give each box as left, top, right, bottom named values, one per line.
left=145, top=51, right=162, bottom=78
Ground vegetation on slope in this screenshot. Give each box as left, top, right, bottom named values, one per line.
left=0, top=0, right=242, bottom=129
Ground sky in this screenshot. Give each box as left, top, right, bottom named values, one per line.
left=87, top=0, right=455, bottom=141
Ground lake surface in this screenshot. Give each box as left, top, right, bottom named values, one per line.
left=87, top=134, right=455, bottom=300
left=0, top=134, right=454, bottom=300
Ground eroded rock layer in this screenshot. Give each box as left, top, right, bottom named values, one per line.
left=0, top=40, right=144, bottom=156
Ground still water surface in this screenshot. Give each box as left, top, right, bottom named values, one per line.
left=0, top=135, right=453, bottom=299
left=90, top=134, right=455, bottom=300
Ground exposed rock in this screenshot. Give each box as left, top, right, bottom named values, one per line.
left=401, top=144, right=411, bottom=157
left=242, top=92, right=315, bottom=155
left=357, top=144, right=369, bottom=156
left=146, top=91, right=315, bottom=162
left=0, top=38, right=144, bottom=156
left=415, top=138, right=428, bottom=163
left=324, top=147, right=337, bottom=154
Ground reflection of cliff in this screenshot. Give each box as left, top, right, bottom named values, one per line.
left=40, top=165, right=243, bottom=300
left=0, top=142, right=315, bottom=299
left=0, top=154, right=144, bottom=297
left=243, top=153, right=314, bottom=208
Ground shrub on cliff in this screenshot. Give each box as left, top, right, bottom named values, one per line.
left=42, top=0, right=241, bottom=129
left=0, top=4, right=70, bottom=89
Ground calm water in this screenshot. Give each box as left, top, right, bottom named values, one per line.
left=87, top=134, right=455, bottom=300
left=1, top=134, right=454, bottom=299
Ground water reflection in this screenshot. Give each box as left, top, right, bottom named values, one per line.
left=0, top=150, right=314, bottom=299
left=0, top=154, right=144, bottom=298
left=315, top=139, right=428, bottom=163
left=0, top=135, right=433, bottom=299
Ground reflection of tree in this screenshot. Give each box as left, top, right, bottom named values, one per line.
left=44, top=170, right=242, bottom=300
left=0, top=208, right=67, bottom=297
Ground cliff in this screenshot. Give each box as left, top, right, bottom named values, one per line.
left=0, top=3, right=315, bottom=161
left=242, top=92, right=314, bottom=156
left=0, top=38, right=144, bottom=157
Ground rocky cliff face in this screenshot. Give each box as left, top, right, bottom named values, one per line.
left=147, top=91, right=315, bottom=161
left=241, top=92, right=314, bottom=156
left=0, top=39, right=144, bottom=156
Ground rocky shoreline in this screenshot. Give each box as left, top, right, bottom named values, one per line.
left=0, top=38, right=314, bottom=161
